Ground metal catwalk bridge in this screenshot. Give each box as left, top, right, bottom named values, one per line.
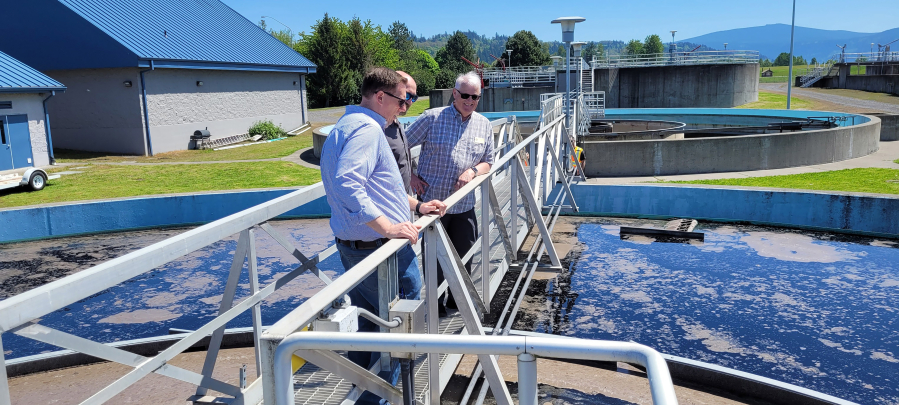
left=0, top=102, right=677, bottom=405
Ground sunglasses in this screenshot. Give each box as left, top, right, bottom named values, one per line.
left=455, top=89, right=481, bottom=100
left=382, top=90, right=407, bottom=106
left=405, top=92, right=418, bottom=103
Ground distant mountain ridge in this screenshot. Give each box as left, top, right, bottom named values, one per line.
left=681, top=24, right=899, bottom=61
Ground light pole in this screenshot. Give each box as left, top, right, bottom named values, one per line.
left=724, top=43, right=728, bottom=50
left=551, top=16, right=586, bottom=132
left=506, top=49, right=513, bottom=68
left=669, top=30, right=677, bottom=62
left=872, top=42, right=875, bottom=57
left=786, top=0, right=796, bottom=109
left=572, top=42, right=586, bottom=94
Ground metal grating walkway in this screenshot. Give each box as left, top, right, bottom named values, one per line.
left=290, top=169, right=538, bottom=404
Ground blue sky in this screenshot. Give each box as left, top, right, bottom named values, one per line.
left=221, top=0, right=898, bottom=42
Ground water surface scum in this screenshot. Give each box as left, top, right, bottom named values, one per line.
left=3, top=217, right=897, bottom=404
left=517, top=217, right=898, bottom=404
left=0, top=218, right=343, bottom=361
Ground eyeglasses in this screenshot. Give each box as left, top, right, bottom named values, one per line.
left=405, top=92, right=418, bottom=103
left=382, top=90, right=407, bottom=106
left=455, top=89, right=480, bottom=100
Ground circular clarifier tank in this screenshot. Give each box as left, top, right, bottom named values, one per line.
left=514, top=216, right=899, bottom=404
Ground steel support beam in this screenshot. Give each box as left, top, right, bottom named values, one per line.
left=434, top=223, right=513, bottom=405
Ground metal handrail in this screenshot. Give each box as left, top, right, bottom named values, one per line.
left=0, top=112, right=573, bottom=405
left=592, top=50, right=760, bottom=68
left=258, top=114, right=576, bottom=405
left=838, top=51, right=899, bottom=63
left=482, top=66, right=556, bottom=87
left=273, top=332, right=678, bottom=405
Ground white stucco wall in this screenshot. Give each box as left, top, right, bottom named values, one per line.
left=145, top=69, right=308, bottom=154
left=43, top=68, right=147, bottom=155
left=0, top=92, right=51, bottom=167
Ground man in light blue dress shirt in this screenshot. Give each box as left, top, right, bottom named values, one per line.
left=320, top=67, right=445, bottom=405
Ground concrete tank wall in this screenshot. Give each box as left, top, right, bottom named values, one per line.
left=569, top=184, right=899, bottom=238
left=870, top=113, right=899, bottom=141
left=593, top=63, right=759, bottom=108
left=582, top=115, right=881, bottom=176
left=428, top=86, right=554, bottom=112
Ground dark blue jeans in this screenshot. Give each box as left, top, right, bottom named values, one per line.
left=336, top=243, right=422, bottom=405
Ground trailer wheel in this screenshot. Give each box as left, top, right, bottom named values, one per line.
left=29, top=172, right=47, bottom=191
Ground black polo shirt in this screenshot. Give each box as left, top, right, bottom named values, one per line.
left=384, top=120, right=413, bottom=195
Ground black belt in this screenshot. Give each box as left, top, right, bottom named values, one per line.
left=335, top=237, right=390, bottom=250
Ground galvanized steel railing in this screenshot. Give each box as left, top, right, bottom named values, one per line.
left=273, top=333, right=678, bottom=405
left=0, top=112, right=587, bottom=405
left=482, top=66, right=556, bottom=87
left=838, top=51, right=899, bottom=63
left=258, top=114, right=581, bottom=405
left=592, top=50, right=760, bottom=68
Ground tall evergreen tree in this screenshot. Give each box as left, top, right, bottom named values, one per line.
left=388, top=21, right=415, bottom=53
left=435, top=31, right=476, bottom=88
left=302, top=13, right=351, bottom=107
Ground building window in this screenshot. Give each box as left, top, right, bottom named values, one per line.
left=0, top=101, right=11, bottom=109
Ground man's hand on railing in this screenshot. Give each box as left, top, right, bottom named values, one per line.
left=366, top=216, right=423, bottom=243
left=419, top=200, right=447, bottom=217
left=453, top=168, right=476, bottom=192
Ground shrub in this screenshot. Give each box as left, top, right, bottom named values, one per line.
left=248, top=120, right=287, bottom=140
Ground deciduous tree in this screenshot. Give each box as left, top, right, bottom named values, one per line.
left=504, top=30, right=550, bottom=67
left=643, top=34, right=664, bottom=55
left=625, top=39, right=643, bottom=56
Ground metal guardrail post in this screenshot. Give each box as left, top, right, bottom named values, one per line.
left=248, top=229, right=264, bottom=377
left=480, top=183, right=491, bottom=308
left=517, top=353, right=538, bottom=405
left=424, top=225, right=441, bottom=405
left=0, top=337, right=10, bottom=405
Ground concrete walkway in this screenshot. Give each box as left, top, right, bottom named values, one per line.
left=760, top=83, right=899, bottom=114
left=587, top=139, right=899, bottom=185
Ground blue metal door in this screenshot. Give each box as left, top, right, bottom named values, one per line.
left=0, top=118, right=13, bottom=171
left=7, top=115, right=33, bottom=168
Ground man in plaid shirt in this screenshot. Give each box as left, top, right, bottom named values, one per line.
left=406, top=71, right=494, bottom=315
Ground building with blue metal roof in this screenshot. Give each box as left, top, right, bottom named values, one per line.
left=0, top=0, right=317, bottom=155
left=0, top=50, right=66, bottom=170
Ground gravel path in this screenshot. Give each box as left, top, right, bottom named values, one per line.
left=759, top=83, right=899, bottom=114
left=306, top=106, right=345, bottom=124
left=306, top=96, right=431, bottom=124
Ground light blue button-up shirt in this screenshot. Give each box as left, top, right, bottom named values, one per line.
left=321, top=105, right=411, bottom=242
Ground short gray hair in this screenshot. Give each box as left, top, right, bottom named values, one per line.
left=454, top=71, right=481, bottom=91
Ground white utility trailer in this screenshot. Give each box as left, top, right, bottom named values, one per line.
left=0, top=168, right=59, bottom=192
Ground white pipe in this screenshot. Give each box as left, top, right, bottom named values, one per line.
left=273, top=332, right=678, bottom=405
left=517, top=353, right=537, bottom=405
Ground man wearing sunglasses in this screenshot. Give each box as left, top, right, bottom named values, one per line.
left=406, top=71, right=493, bottom=316
left=320, top=67, right=445, bottom=405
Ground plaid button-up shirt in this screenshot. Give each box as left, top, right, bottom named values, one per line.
left=407, top=106, right=494, bottom=214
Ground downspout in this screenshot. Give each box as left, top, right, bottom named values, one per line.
left=42, top=91, right=56, bottom=165
left=139, top=60, right=155, bottom=156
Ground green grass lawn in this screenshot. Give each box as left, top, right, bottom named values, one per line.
left=56, top=132, right=315, bottom=164
left=0, top=162, right=322, bottom=209
left=736, top=91, right=817, bottom=110
left=666, top=168, right=899, bottom=195
left=406, top=100, right=430, bottom=116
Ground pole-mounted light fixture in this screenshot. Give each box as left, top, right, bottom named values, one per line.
left=551, top=17, right=586, bottom=132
